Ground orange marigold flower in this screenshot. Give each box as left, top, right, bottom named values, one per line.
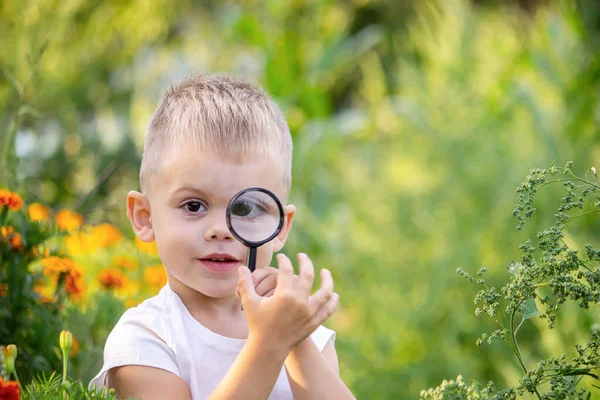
left=28, top=203, right=50, bottom=222
left=91, top=223, right=123, bottom=248
left=65, top=271, right=85, bottom=300
left=7, top=192, right=22, bottom=211
left=0, top=190, right=21, bottom=211
left=0, top=376, right=20, bottom=400
left=40, top=256, right=85, bottom=300
left=0, top=189, right=11, bottom=208
left=135, top=237, right=158, bottom=256
left=0, top=226, right=23, bottom=252
left=144, top=265, right=167, bottom=288
left=112, top=255, right=137, bottom=271
left=55, top=210, right=84, bottom=231
left=69, top=335, right=80, bottom=357
left=41, top=256, right=71, bottom=275
left=8, top=232, right=23, bottom=252
left=0, top=226, right=14, bottom=237
left=98, top=268, right=128, bottom=290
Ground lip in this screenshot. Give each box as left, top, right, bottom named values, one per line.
left=199, top=253, right=241, bottom=273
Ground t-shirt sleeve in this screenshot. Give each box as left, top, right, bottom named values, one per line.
left=88, top=307, right=179, bottom=390
left=310, top=325, right=336, bottom=351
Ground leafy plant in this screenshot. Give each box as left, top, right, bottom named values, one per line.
left=0, top=190, right=69, bottom=383
left=422, top=161, right=600, bottom=399
left=2, top=331, right=122, bottom=400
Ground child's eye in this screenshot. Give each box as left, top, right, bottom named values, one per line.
left=184, top=201, right=206, bottom=214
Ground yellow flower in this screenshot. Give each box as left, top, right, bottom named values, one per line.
left=98, top=268, right=128, bottom=290
left=59, top=330, right=73, bottom=354
left=55, top=210, right=84, bottom=231
left=33, top=284, right=54, bottom=303
left=125, top=298, right=142, bottom=309
left=65, top=232, right=96, bottom=255
left=135, top=237, right=159, bottom=256
left=1, top=345, right=17, bottom=375
left=143, top=265, right=167, bottom=288
left=111, top=255, right=138, bottom=271
left=91, top=223, right=123, bottom=248
left=28, top=203, right=51, bottom=222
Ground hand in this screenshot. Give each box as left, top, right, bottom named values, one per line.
left=235, top=267, right=278, bottom=300
left=237, top=253, right=339, bottom=356
left=252, top=267, right=279, bottom=297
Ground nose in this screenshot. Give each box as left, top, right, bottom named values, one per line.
left=204, top=211, right=234, bottom=242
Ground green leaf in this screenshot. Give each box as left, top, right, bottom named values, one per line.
left=549, top=159, right=556, bottom=169
left=522, top=298, right=541, bottom=319
left=2, top=68, right=23, bottom=96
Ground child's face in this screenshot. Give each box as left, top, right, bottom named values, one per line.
left=128, top=151, right=295, bottom=300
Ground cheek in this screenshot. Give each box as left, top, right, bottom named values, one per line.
left=154, top=216, right=199, bottom=256
left=255, top=242, right=275, bottom=268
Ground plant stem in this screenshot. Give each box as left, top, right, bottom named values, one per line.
left=509, top=309, right=543, bottom=400
left=62, top=349, right=69, bottom=400
left=567, top=209, right=600, bottom=222
left=11, top=370, right=23, bottom=392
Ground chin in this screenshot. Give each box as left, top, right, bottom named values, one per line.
left=196, top=283, right=237, bottom=299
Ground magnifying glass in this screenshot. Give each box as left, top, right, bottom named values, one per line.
left=226, top=187, right=285, bottom=273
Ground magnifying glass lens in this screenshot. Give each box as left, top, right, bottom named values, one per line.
left=229, top=191, right=281, bottom=243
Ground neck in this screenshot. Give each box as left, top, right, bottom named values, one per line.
left=166, top=274, right=248, bottom=339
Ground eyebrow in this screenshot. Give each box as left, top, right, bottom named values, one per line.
left=170, top=186, right=209, bottom=198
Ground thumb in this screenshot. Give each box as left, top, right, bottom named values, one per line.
left=238, top=266, right=259, bottom=307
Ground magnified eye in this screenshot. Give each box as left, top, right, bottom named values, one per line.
left=185, top=201, right=206, bottom=213
left=232, top=199, right=265, bottom=217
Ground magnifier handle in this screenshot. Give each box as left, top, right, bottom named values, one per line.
left=247, top=247, right=257, bottom=273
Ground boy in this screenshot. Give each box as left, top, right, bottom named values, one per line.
left=89, top=74, right=355, bottom=400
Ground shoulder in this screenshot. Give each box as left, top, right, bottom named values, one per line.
left=89, top=287, right=180, bottom=389
left=106, top=288, right=172, bottom=346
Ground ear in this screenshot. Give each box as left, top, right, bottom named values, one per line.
left=272, top=204, right=296, bottom=252
left=126, top=190, right=155, bottom=242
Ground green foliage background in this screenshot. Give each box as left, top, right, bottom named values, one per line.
left=2, top=0, right=600, bottom=398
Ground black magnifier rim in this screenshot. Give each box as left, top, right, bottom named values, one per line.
left=226, top=187, right=285, bottom=247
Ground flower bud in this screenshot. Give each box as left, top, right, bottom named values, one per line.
left=2, top=344, right=17, bottom=375
left=60, top=330, right=73, bottom=355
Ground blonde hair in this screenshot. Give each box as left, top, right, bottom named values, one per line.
left=140, top=74, right=292, bottom=196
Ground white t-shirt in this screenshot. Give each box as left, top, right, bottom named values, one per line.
left=89, top=284, right=336, bottom=400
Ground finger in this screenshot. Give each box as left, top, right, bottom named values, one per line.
left=275, top=254, right=295, bottom=294
left=255, top=273, right=278, bottom=297
left=309, top=269, right=334, bottom=311
left=311, top=292, right=339, bottom=326
left=252, top=266, right=278, bottom=286
left=264, top=288, right=276, bottom=297
left=297, top=253, right=315, bottom=296
left=238, top=266, right=259, bottom=308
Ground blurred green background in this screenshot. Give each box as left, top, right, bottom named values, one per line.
left=2, top=0, right=600, bottom=398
